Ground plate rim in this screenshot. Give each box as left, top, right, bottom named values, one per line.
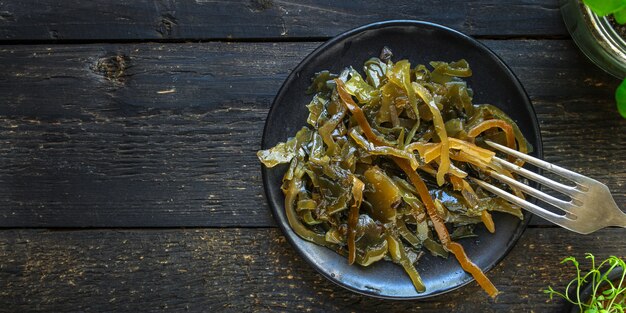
left=260, top=19, right=543, bottom=300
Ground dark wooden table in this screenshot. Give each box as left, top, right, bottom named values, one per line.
left=0, top=1, right=624, bottom=312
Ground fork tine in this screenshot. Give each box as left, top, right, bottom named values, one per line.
left=486, top=170, right=574, bottom=213
left=471, top=178, right=572, bottom=225
left=485, top=141, right=588, bottom=184
left=491, top=156, right=580, bottom=198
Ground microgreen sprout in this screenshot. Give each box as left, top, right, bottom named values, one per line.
left=544, top=254, right=625, bottom=313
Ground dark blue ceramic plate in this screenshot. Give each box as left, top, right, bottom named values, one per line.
left=261, top=20, right=542, bottom=299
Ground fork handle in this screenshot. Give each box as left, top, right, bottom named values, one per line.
left=617, top=213, right=626, bottom=228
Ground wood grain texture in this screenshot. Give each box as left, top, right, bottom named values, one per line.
left=0, top=227, right=624, bottom=312
left=0, top=40, right=623, bottom=227
left=0, top=0, right=565, bottom=41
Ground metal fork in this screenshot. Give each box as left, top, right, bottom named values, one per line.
left=471, top=141, right=626, bottom=234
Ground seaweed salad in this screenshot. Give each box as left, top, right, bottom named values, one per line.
left=258, top=48, right=530, bottom=297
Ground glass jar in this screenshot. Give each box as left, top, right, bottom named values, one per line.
left=561, top=0, right=626, bottom=78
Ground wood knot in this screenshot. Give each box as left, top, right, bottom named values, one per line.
left=94, top=55, right=130, bottom=84
left=157, top=14, right=178, bottom=37
left=247, top=0, right=273, bottom=12
left=0, top=11, right=15, bottom=22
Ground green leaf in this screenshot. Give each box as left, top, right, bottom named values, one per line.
left=615, top=79, right=626, bottom=118
left=614, top=8, right=626, bottom=24
left=562, top=256, right=580, bottom=267
left=583, top=0, right=626, bottom=16
left=603, top=289, right=615, bottom=295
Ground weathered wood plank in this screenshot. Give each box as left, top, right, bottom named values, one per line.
left=0, top=0, right=565, bottom=41
left=0, top=40, right=623, bottom=227
left=1, top=228, right=624, bottom=312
